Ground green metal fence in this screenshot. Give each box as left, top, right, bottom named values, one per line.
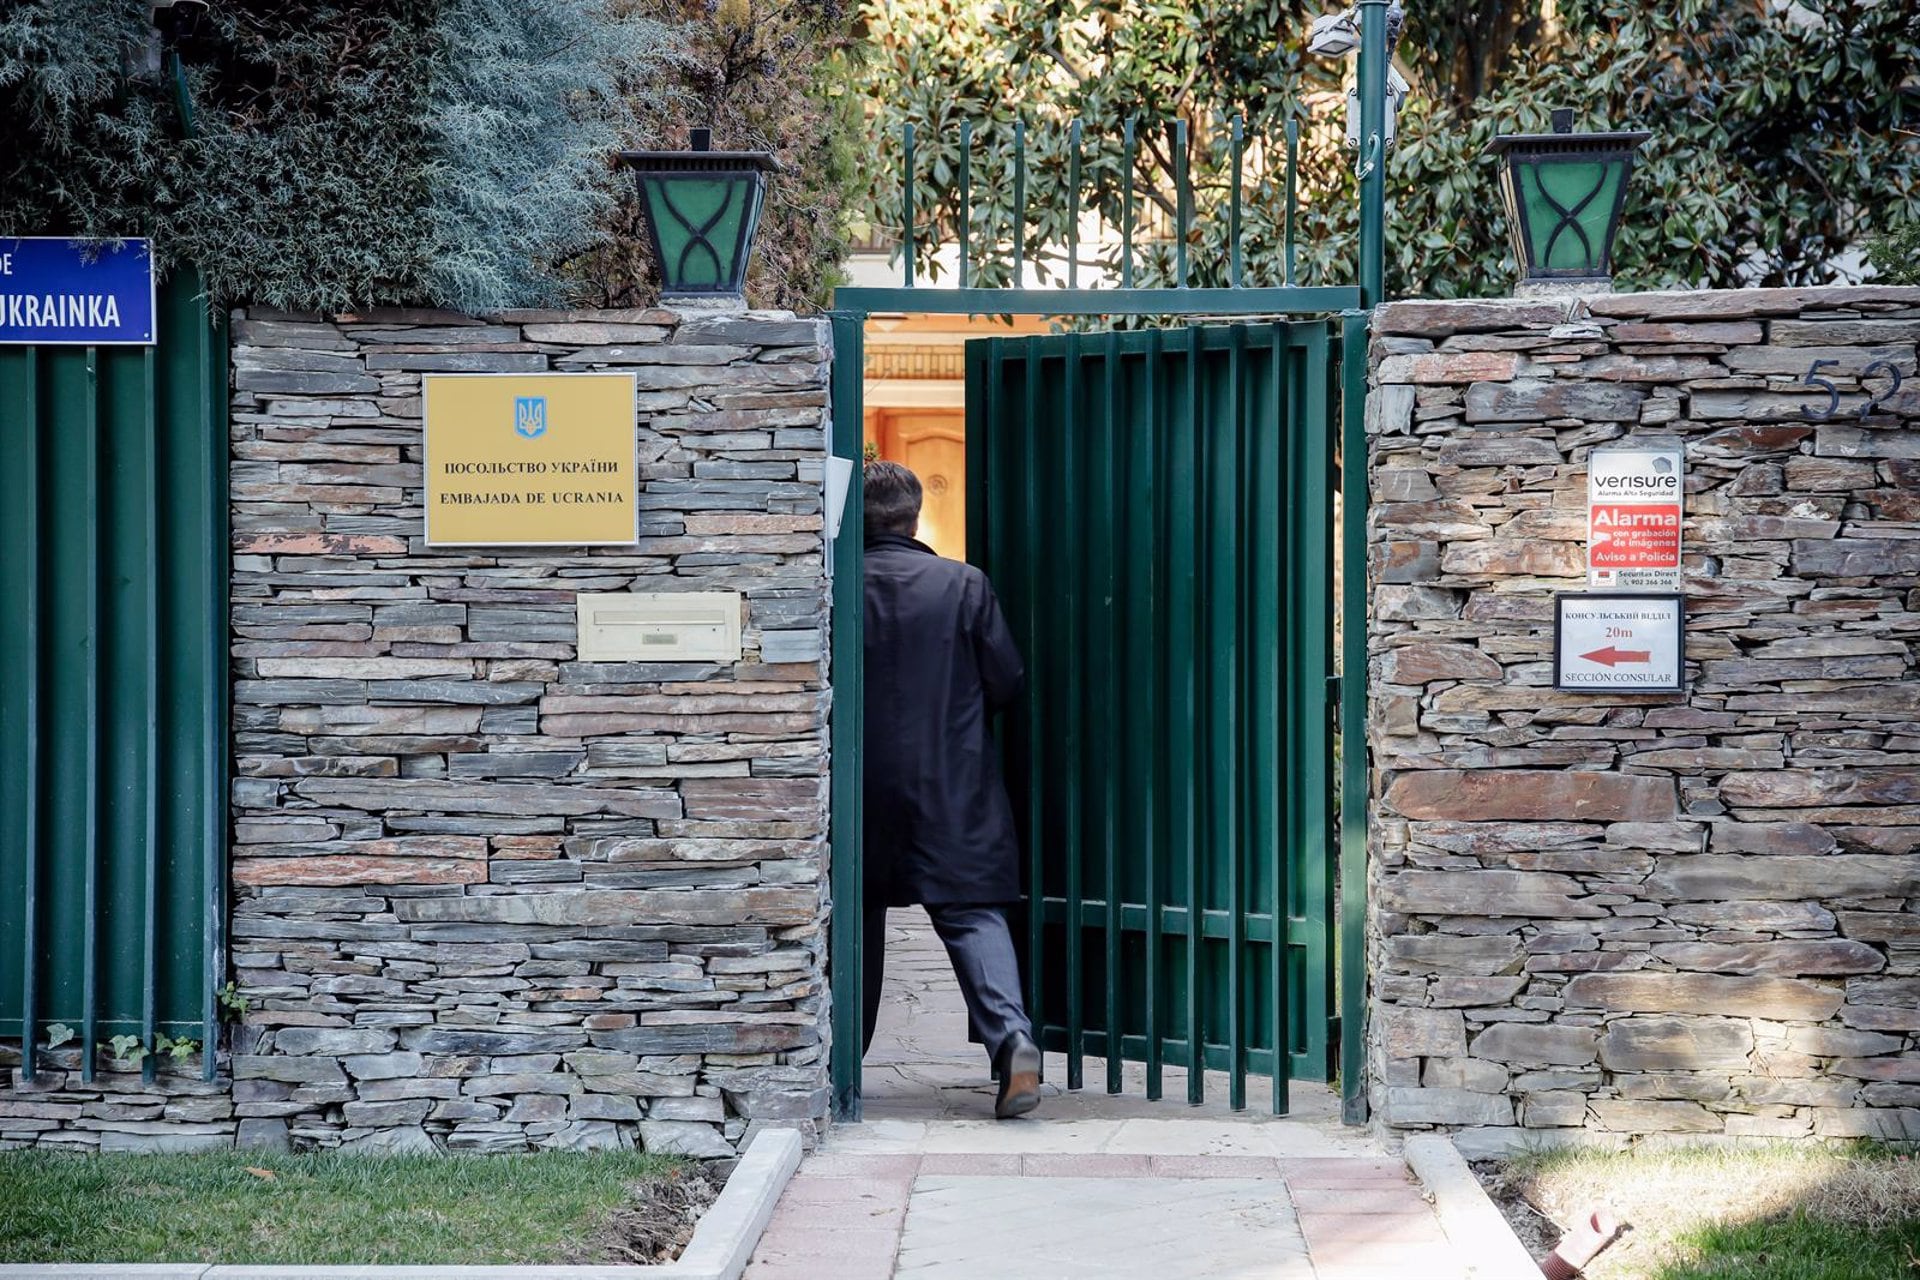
left=854, top=106, right=1360, bottom=321
left=900, top=110, right=1306, bottom=293
left=0, top=268, right=229, bottom=1082
left=964, top=322, right=1336, bottom=1112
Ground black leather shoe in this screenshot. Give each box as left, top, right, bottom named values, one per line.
left=993, top=1031, right=1042, bottom=1119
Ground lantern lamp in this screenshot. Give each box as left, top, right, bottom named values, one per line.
left=1486, top=109, right=1650, bottom=287
left=620, top=129, right=775, bottom=305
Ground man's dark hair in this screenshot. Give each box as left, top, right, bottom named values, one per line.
left=864, top=460, right=923, bottom=538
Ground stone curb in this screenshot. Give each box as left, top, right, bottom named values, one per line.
left=1403, top=1134, right=1540, bottom=1280
left=669, top=1126, right=803, bottom=1280
left=0, top=1128, right=805, bottom=1280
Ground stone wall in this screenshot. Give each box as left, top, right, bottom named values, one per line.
left=2, top=305, right=834, bottom=1155
left=0, top=1059, right=237, bottom=1153
left=1366, top=286, right=1920, bottom=1153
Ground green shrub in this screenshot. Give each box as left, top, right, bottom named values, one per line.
left=851, top=0, right=1920, bottom=298
left=1867, top=218, right=1920, bottom=285
left=0, top=0, right=678, bottom=313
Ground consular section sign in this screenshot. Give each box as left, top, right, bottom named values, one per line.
left=1554, top=594, right=1685, bottom=693
left=423, top=373, right=638, bottom=546
left=1587, top=443, right=1683, bottom=590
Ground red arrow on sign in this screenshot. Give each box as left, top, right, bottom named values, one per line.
left=1581, top=646, right=1651, bottom=667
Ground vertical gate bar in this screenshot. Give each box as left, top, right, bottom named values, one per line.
left=1173, top=120, right=1190, bottom=289
left=1141, top=328, right=1164, bottom=1101
left=81, top=347, right=100, bottom=1083
left=1299, top=324, right=1334, bottom=1083
left=1223, top=324, right=1246, bottom=1111
left=902, top=123, right=916, bottom=289
left=980, top=338, right=1029, bottom=1048
left=1022, top=342, right=1045, bottom=1042
left=18, top=352, right=43, bottom=1079
left=1013, top=121, right=1027, bottom=286
left=142, top=346, right=160, bottom=1083
left=1121, top=118, right=1136, bottom=290
left=1282, top=328, right=1313, bottom=1082
left=959, top=120, right=972, bottom=289
left=1229, top=115, right=1244, bottom=289
left=1102, top=330, right=1122, bottom=1094
left=1284, top=119, right=1300, bottom=288
left=1268, top=321, right=1292, bottom=1116
left=1338, top=312, right=1370, bottom=1124
left=1067, top=120, right=1082, bottom=291
left=1062, top=332, right=1084, bottom=1091
left=1178, top=326, right=1201, bottom=1103
left=202, top=298, right=231, bottom=1078
left=965, top=340, right=988, bottom=568
left=963, top=334, right=991, bottom=1055
left=828, top=312, right=866, bottom=1120
left=1281, top=328, right=1308, bottom=1083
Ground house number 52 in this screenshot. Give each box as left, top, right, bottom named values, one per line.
left=1804, top=357, right=1904, bottom=420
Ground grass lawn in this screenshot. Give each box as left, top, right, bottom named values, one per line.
left=1481, top=1142, right=1920, bottom=1280
left=0, top=1148, right=704, bottom=1265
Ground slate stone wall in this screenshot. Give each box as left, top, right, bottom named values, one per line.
left=2, top=305, right=833, bottom=1155
left=1366, top=286, right=1920, bottom=1154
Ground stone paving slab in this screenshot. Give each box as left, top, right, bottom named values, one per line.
left=1288, top=1186, right=1433, bottom=1213
left=746, top=1225, right=903, bottom=1280
left=894, top=1176, right=1313, bottom=1280
left=742, top=1150, right=1470, bottom=1280
left=744, top=1155, right=918, bottom=1280
left=917, top=1153, right=1023, bottom=1176
left=1146, top=1154, right=1288, bottom=1179
left=826, top=1114, right=1377, bottom=1158
left=1277, top=1157, right=1417, bottom=1184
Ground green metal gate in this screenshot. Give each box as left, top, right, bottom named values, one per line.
left=0, top=268, right=229, bottom=1081
left=830, top=0, right=1395, bottom=1120
left=964, top=321, right=1336, bottom=1113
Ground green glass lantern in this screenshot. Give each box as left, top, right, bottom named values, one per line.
left=1486, top=109, right=1650, bottom=286
left=621, top=130, right=774, bottom=304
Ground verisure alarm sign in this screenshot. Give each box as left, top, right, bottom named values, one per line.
left=1587, top=443, right=1683, bottom=591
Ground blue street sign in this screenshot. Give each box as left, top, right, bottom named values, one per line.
left=0, top=237, right=157, bottom=345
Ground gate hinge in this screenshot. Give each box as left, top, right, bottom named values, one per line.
left=1326, top=675, right=1341, bottom=705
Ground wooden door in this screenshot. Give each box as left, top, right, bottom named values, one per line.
left=866, top=407, right=966, bottom=560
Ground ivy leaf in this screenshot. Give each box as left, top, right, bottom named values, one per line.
left=107, top=1034, right=146, bottom=1065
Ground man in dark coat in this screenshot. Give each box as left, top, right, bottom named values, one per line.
left=861, top=460, right=1042, bottom=1119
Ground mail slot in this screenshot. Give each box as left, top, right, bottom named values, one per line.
left=576, top=591, right=743, bottom=662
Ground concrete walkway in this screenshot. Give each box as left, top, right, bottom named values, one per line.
left=745, top=909, right=1475, bottom=1280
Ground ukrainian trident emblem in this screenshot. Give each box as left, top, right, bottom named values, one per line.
left=514, top=395, right=548, bottom=439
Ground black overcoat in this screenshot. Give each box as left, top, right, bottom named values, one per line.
left=862, top=533, right=1025, bottom=906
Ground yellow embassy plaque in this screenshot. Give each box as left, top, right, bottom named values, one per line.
left=423, top=372, right=638, bottom=546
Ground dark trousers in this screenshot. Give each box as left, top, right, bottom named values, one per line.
left=863, top=903, right=1031, bottom=1062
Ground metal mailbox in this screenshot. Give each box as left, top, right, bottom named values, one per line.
left=576, top=591, right=743, bottom=663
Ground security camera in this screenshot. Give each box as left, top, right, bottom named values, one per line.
left=1307, top=10, right=1361, bottom=57
left=1307, top=3, right=1404, bottom=54
left=1306, top=4, right=1410, bottom=152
